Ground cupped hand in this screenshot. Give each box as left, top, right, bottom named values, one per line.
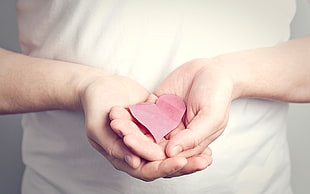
left=79, top=74, right=152, bottom=168
left=153, top=58, right=235, bottom=158
left=79, top=73, right=207, bottom=181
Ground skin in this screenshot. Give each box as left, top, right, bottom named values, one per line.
left=109, top=105, right=212, bottom=179
left=0, top=48, right=211, bottom=182
left=110, top=35, right=310, bottom=171
left=1, top=35, right=310, bottom=181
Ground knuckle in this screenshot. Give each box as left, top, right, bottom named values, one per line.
left=106, top=138, right=121, bottom=157
left=109, top=106, right=123, bottom=120
left=110, top=120, right=123, bottom=134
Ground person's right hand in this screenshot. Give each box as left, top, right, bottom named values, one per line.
left=0, top=47, right=213, bottom=181
left=79, top=73, right=207, bottom=181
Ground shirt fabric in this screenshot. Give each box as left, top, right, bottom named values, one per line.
left=16, top=0, right=296, bottom=193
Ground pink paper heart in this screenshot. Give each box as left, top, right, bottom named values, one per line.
left=128, top=94, right=186, bottom=143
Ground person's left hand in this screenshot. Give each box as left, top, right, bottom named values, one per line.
left=152, top=58, right=235, bottom=158
left=117, top=58, right=235, bottom=162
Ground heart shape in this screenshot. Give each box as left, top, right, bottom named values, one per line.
left=128, top=94, right=186, bottom=143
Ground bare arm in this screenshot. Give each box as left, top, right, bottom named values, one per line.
left=0, top=48, right=104, bottom=114
left=0, top=48, right=213, bottom=181
left=222, top=35, right=310, bottom=102
left=149, top=35, right=310, bottom=158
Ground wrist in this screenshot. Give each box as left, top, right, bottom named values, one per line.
left=200, top=55, right=248, bottom=101
left=29, top=56, right=111, bottom=112
left=73, top=66, right=110, bottom=111
left=0, top=49, right=110, bottom=114
left=211, top=49, right=267, bottom=101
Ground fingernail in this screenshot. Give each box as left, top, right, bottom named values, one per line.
left=171, top=145, right=182, bottom=156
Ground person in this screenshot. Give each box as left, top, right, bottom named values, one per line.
left=0, top=0, right=309, bottom=193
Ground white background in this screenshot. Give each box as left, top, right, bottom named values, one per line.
left=0, top=0, right=309, bottom=193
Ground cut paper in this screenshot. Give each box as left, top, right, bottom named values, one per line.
left=129, top=94, right=186, bottom=143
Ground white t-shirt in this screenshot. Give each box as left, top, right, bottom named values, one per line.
left=16, top=0, right=296, bottom=193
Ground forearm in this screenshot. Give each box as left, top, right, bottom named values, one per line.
left=216, top=35, right=310, bottom=102
left=0, top=48, right=106, bottom=114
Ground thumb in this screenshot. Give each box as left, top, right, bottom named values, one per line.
left=165, top=108, right=227, bottom=158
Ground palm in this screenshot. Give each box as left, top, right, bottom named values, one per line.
left=81, top=75, right=149, bottom=168
left=154, top=59, right=233, bottom=157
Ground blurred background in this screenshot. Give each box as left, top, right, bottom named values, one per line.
left=0, top=0, right=309, bottom=193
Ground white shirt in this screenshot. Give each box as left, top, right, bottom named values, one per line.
left=17, top=0, right=296, bottom=193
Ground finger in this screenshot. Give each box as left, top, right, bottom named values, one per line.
left=137, top=157, right=188, bottom=181
left=175, top=129, right=222, bottom=159
left=110, top=105, right=167, bottom=161
left=112, top=156, right=188, bottom=182
left=110, top=106, right=151, bottom=135
left=110, top=118, right=146, bottom=137
left=165, top=148, right=213, bottom=178
left=88, top=136, right=141, bottom=169
left=86, top=114, right=142, bottom=169
left=109, top=106, right=134, bottom=121
left=123, top=134, right=166, bottom=161
left=111, top=118, right=166, bottom=161
left=166, top=109, right=225, bottom=157
left=164, top=121, right=186, bottom=140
